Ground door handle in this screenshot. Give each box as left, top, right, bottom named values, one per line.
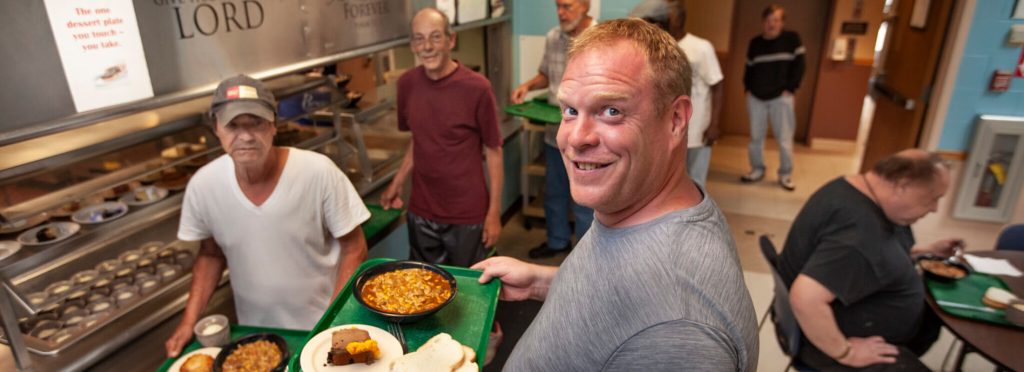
left=870, top=79, right=916, bottom=111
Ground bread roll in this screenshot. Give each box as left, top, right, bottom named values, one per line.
left=982, top=287, right=1017, bottom=309
left=180, top=354, right=213, bottom=372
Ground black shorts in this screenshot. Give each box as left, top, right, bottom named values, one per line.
left=407, top=211, right=487, bottom=267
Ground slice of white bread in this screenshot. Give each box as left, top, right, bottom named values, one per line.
left=461, top=345, right=476, bottom=366
left=982, top=287, right=1018, bottom=309
left=389, top=333, right=464, bottom=372
left=453, top=361, right=479, bottom=372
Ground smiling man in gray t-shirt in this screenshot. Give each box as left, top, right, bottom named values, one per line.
left=472, top=19, right=758, bottom=371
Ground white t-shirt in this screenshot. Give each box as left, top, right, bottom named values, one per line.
left=178, top=148, right=370, bottom=330
left=679, top=33, right=724, bottom=149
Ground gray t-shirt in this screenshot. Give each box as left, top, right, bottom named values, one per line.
left=504, top=193, right=759, bottom=371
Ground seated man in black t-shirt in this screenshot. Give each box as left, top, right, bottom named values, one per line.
left=777, top=149, right=961, bottom=371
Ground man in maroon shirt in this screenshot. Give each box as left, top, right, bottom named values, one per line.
left=381, top=8, right=504, bottom=267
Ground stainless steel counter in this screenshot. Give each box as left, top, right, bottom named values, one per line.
left=0, top=116, right=521, bottom=372
left=0, top=275, right=232, bottom=372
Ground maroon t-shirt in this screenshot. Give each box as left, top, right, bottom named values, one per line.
left=397, top=63, right=502, bottom=224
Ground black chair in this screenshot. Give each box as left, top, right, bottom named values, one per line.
left=758, top=235, right=811, bottom=371
left=995, top=224, right=1024, bottom=251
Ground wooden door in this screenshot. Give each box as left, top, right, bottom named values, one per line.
left=860, top=0, right=956, bottom=171
left=721, top=0, right=831, bottom=141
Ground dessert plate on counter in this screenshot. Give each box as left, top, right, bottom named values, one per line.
left=0, top=241, right=21, bottom=261
left=51, top=195, right=106, bottom=218
left=18, top=222, right=81, bottom=246
left=119, top=186, right=169, bottom=207
left=168, top=346, right=221, bottom=372
left=72, top=202, right=129, bottom=224
left=0, top=213, right=49, bottom=235
left=300, top=324, right=402, bottom=372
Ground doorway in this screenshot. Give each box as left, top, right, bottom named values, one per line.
left=720, top=0, right=832, bottom=142
left=859, top=0, right=957, bottom=171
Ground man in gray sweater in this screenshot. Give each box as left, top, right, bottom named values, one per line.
left=472, top=18, right=758, bottom=371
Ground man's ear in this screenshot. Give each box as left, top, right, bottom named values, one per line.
left=670, top=95, right=693, bottom=140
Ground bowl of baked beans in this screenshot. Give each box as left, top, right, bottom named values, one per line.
left=353, top=260, right=457, bottom=323
left=213, top=333, right=289, bottom=372
left=917, top=256, right=969, bottom=282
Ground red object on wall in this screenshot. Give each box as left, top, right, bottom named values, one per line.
left=1016, top=47, right=1024, bottom=78
left=992, top=70, right=1013, bottom=92
left=1015, top=46, right=1024, bottom=78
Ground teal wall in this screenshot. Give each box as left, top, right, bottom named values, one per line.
left=939, top=0, right=1024, bottom=151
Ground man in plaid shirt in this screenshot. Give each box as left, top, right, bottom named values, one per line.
left=511, top=0, right=596, bottom=259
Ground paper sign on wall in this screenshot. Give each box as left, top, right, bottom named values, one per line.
left=43, top=0, right=153, bottom=112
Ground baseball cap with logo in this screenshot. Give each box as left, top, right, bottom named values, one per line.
left=210, top=75, right=277, bottom=125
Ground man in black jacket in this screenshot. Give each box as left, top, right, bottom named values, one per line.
left=741, top=4, right=804, bottom=191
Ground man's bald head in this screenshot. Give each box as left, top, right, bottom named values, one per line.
left=871, top=149, right=949, bottom=185
left=411, top=7, right=453, bottom=37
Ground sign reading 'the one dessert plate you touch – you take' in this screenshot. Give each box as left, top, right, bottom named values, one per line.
left=43, top=0, right=153, bottom=112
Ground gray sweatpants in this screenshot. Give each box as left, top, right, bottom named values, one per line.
left=746, top=94, right=796, bottom=176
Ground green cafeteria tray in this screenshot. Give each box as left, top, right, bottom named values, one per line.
left=363, top=204, right=403, bottom=240
left=288, top=258, right=501, bottom=371
left=927, top=273, right=1023, bottom=328
left=157, top=325, right=308, bottom=372
left=504, top=100, right=561, bottom=124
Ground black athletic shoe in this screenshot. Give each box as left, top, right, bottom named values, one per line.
left=528, top=243, right=569, bottom=259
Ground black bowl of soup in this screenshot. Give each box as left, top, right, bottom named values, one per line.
left=917, top=256, right=969, bottom=282
left=353, top=260, right=457, bottom=323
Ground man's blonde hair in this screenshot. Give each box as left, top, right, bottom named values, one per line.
left=568, top=17, right=692, bottom=115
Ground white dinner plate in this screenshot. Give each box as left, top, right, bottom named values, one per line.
left=71, top=202, right=129, bottom=225
left=119, top=186, right=169, bottom=207
left=300, top=324, right=403, bottom=372
left=168, top=346, right=221, bottom=372
left=17, top=222, right=81, bottom=246
left=0, top=241, right=21, bottom=261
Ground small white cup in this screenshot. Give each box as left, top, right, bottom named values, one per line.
left=194, top=314, right=230, bottom=347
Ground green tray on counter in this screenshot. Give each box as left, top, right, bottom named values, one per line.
left=157, top=325, right=308, bottom=372
left=504, top=99, right=561, bottom=124
left=288, top=258, right=501, bottom=371
left=927, top=272, right=1023, bottom=328
left=363, top=204, right=403, bottom=241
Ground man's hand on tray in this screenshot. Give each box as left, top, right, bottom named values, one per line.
left=472, top=257, right=557, bottom=302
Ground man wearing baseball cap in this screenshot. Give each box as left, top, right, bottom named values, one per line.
left=165, top=75, right=371, bottom=358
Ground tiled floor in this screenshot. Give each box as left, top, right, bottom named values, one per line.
left=494, top=135, right=1012, bottom=371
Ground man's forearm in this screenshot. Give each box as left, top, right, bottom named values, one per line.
left=484, top=146, right=504, bottom=216
left=334, top=227, right=368, bottom=298
left=524, top=73, right=550, bottom=92
left=182, top=240, right=227, bottom=325
left=792, top=295, right=849, bottom=359
left=391, top=141, right=415, bottom=187
left=709, top=83, right=724, bottom=134
left=531, top=265, right=559, bottom=301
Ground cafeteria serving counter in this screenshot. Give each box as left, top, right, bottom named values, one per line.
left=0, top=74, right=412, bottom=371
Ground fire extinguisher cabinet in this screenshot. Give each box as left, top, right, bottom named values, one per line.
left=953, top=115, right=1024, bottom=223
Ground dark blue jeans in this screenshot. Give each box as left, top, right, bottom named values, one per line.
left=543, top=144, right=594, bottom=250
